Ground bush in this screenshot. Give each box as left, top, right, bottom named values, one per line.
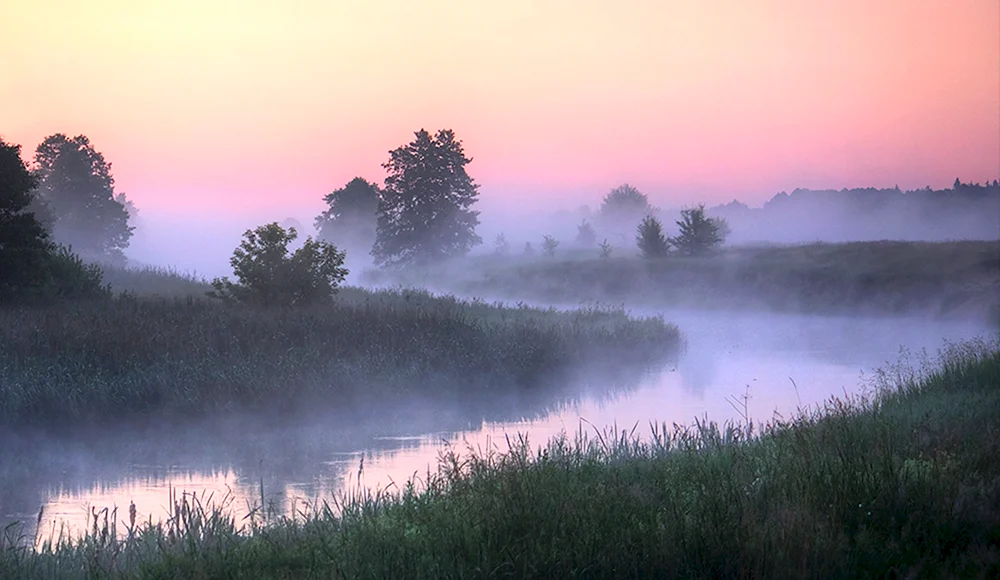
left=208, top=223, right=348, bottom=307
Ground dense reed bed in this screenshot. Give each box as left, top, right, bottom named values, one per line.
left=371, top=240, right=1000, bottom=318
left=2, top=338, right=997, bottom=578
left=0, top=279, right=680, bottom=427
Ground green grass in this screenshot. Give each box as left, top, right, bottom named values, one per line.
left=0, top=268, right=681, bottom=428
left=2, top=338, right=997, bottom=578
left=370, top=240, right=1000, bottom=318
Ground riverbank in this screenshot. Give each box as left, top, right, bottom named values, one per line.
left=3, top=338, right=997, bottom=578
left=0, top=268, right=681, bottom=429
left=366, top=240, right=1000, bottom=320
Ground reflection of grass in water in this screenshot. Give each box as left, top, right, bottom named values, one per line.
left=3, top=338, right=998, bottom=578
left=0, top=266, right=681, bottom=428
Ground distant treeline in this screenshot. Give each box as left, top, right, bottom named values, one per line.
left=705, top=179, right=1000, bottom=243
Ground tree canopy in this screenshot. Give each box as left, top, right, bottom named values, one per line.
left=33, top=134, right=133, bottom=263
left=315, top=177, right=381, bottom=256
left=0, top=138, right=49, bottom=301
left=599, top=184, right=652, bottom=221
left=209, top=223, right=348, bottom=308
left=372, top=129, right=481, bottom=267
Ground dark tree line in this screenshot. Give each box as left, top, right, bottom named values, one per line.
left=0, top=137, right=108, bottom=304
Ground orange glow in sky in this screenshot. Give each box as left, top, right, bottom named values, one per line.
left=2, top=0, right=998, bottom=215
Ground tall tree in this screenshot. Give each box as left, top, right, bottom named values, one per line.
left=33, top=134, right=133, bottom=262
left=0, top=138, right=50, bottom=302
left=372, top=129, right=482, bottom=267
left=314, top=177, right=381, bottom=257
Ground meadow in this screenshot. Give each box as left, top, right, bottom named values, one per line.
left=2, top=337, right=997, bottom=578
left=369, top=240, right=1000, bottom=319
left=0, top=267, right=681, bottom=428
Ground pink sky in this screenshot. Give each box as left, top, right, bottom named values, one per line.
left=2, top=0, right=998, bottom=217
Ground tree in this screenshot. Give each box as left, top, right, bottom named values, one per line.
left=599, top=184, right=651, bottom=222
left=672, top=204, right=724, bottom=256
left=372, top=129, right=481, bottom=267
left=542, top=235, right=559, bottom=257
left=315, top=177, right=381, bottom=257
left=598, top=238, right=613, bottom=260
left=523, top=241, right=535, bottom=256
left=494, top=232, right=510, bottom=255
left=33, top=134, right=133, bottom=263
left=0, top=138, right=49, bottom=301
left=209, top=223, right=348, bottom=307
left=636, top=214, right=670, bottom=258
left=575, top=219, right=597, bottom=246
left=1, top=138, right=109, bottom=303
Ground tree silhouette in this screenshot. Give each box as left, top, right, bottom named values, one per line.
left=33, top=134, right=133, bottom=263
left=599, top=184, right=651, bottom=222
left=672, top=205, right=724, bottom=256
left=209, top=223, right=348, bottom=308
left=0, top=138, right=49, bottom=302
left=542, top=235, right=559, bottom=257
left=575, top=219, right=597, bottom=246
left=636, top=214, right=670, bottom=258
left=372, top=129, right=481, bottom=267
left=315, top=177, right=381, bottom=257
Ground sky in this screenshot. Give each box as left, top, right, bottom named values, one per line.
left=2, top=0, right=998, bottom=220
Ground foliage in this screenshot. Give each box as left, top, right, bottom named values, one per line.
left=0, top=139, right=49, bottom=303
left=599, top=183, right=651, bottom=222
left=575, top=219, right=597, bottom=246
left=598, top=238, right=613, bottom=260
left=372, top=129, right=482, bottom=267
left=4, top=341, right=998, bottom=578
left=314, top=177, right=381, bottom=257
left=672, top=204, right=724, bottom=256
left=541, top=235, right=559, bottom=257
left=523, top=241, right=535, bottom=256
left=208, top=223, right=348, bottom=308
left=636, top=214, right=670, bottom=258
left=493, top=232, right=510, bottom=255
left=0, top=139, right=107, bottom=304
left=32, top=134, right=133, bottom=263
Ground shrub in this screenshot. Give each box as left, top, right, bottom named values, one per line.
left=208, top=223, right=348, bottom=307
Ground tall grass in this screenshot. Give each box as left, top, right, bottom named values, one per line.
left=0, top=281, right=681, bottom=428
left=3, top=339, right=997, bottom=578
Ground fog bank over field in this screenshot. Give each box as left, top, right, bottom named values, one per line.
left=123, top=180, right=999, bottom=279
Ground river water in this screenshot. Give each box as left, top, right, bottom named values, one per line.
left=1, top=308, right=990, bottom=547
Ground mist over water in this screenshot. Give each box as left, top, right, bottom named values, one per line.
left=2, top=304, right=988, bottom=546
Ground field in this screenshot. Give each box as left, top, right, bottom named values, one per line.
left=3, top=338, right=997, bottom=578
left=367, top=240, right=1000, bottom=319
left=0, top=268, right=681, bottom=429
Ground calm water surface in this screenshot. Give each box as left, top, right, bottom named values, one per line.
left=2, top=308, right=990, bottom=546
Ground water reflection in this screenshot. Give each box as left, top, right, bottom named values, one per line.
left=1, top=310, right=990, bottom=547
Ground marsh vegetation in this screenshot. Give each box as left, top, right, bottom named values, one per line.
left=2, top=339, right=997, bottom=579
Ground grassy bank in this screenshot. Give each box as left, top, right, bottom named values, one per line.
left=368, top=240, right=1000, bottom=318
left=3, top=339, right=997, bottom=578
left=0, top=271, right=680, bottom=428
